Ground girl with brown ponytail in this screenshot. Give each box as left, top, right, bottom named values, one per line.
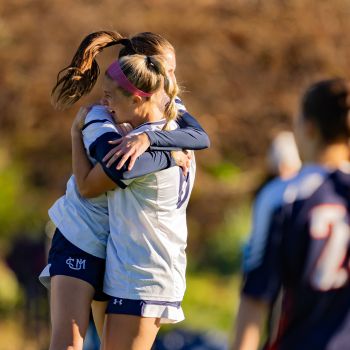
left=71, top=50, right=198, bottom=350
left=41, top=30, right=209, bottom=350
left=53, top=30, right=208, bottom=169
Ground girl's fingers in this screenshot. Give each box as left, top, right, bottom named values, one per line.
left=119, top=126, right=126, bottom=136
left=128, top=154, right=138, bottom=171
left=106, top=151, right=122, bottom=168
left=108, top=138, right=123, bottom=145
left=116, top=151, right=134, bottom=170
left=103, top=147, right=119, bottom=162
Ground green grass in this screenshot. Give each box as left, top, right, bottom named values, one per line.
left=205, top=162, right=242, bottom=183
left=0, top=261, right=21, bottom=314
left=0, top=158, right=46, bottom=245
left=162, top=273, right=241, bottom=333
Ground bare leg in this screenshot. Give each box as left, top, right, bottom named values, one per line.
left=91, top=300, right=107, bottom=338
left=101, top=314, right=160, bottom=350
left=49, top=275, right=95, bottom=350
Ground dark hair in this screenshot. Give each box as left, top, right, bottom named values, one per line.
left=302, top=78, right=350, bottom=143
left=52, top=31, right=174, bottom=109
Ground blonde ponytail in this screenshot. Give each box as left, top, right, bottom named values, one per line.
left=144, top=56, right=179, bottom=130
left=163, top=77, right=179, bottom=131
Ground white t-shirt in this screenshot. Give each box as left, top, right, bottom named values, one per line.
left=104, top=120, right=196, bottom=302
left=48, top=106, right=116, bottom=258
left=49, top=106, right=182, bottom=259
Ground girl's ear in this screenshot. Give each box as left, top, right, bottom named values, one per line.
left=132, top=95, right=143, bottom=105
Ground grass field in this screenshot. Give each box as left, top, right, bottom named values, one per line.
left=0, top=272, right=241, bottom=350
left=182, top=273, right=240, bottom=332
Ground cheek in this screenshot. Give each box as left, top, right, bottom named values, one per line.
left=107, top=95, right=121, bottom=110
left=168, top=71, right=176, bottom=85
left=101, top=96, right=110, bottom=107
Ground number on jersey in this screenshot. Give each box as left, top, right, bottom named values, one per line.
left=176, top=168, right=191, bottom=209
left=309, top=204, right=350, bottom=291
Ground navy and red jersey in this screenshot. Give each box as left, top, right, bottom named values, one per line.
left=242, top=164, right=350, bottom=350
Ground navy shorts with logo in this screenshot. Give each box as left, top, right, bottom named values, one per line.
left=48, top=228, right=108, bottom=301
left=106, top=297, right=181, bottom=316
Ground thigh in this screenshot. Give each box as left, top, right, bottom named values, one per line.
left=47, top=229, right=106, bottom=299
left=101, top=314, right=160, bottom=350
left=91, top=300, right=107, bottom=338
left=49, top=275, right=95, bottom=350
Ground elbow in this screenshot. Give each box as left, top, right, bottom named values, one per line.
left=198, top=133, right=210, bottom=149
left=77, top=184, right=96, bottom=198
left=203, top=134, right=210, bottom=148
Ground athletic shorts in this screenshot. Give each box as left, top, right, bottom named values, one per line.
left=39, top=228, right=108, bottom=301
left=106, top=297, right=184, bottom=324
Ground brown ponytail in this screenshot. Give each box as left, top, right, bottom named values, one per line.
left=52, top=31, right=177, bottom=110
left=52, top=31, right=124, bottom=109
left=120, top=32, right=174, bottom=58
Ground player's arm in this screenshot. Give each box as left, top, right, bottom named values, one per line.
left=145, top=111, right=210, bottom=151
left=71, top=109, right=116, bottom=197
left=72, top=108, right=186, bottom=198
left=230, top=181, right=286, bottom=350
left=231, top=296, right=268, bottom=350
left=103, top=102, right=210, bottom=170
left=144, top=97, right=209, bottom=150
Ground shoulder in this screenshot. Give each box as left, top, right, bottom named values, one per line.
left=82, top=105, right=119, bottom=143
left=130, top=120, right=167, bottom=135
left=254, top=177, right=289, bottom=214
left=84, top=105, right=114, bottom=124
left=283, top=165, right=329, bottom=205
left=256, top=165, right=329, bottom=211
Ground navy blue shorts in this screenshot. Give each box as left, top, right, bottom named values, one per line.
left=106, top=296, right=181, bottom=317
left=48, top=229, right=108, bottom=301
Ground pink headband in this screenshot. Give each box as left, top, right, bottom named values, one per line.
left=106, top=61, right=153, bottom=98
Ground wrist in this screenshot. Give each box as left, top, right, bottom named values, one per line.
left=142, top=132, right=151, bottom=148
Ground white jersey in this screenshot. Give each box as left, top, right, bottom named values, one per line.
left=49, top=106, right=182, bottom=259
left=104, top=120, right=196, bottom=307
left=48, top=106, right=118, bottom=258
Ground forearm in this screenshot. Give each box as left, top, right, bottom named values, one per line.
left=230, top=295, right=268, bottom=350
left=99, top=149, right=176, bottom=181
left=72, top=129, right=116, bottom=197
left=145, top=112, right=210, bottom=151
left=93, top=133, right=177, bottom=181
left=71, top=129, right=94, bottom=197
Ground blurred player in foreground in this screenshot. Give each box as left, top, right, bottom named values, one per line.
left=231, top=78, right=350, bottom=350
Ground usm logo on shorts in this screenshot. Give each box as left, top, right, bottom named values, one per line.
left=66, top=257, right=86, bottom=270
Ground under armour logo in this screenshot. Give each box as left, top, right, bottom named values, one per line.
left=66, top=257, right=86, bottom=270
left=113, top=298, right=123, bottom=306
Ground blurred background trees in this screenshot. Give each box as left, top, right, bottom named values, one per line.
left=1, top=0, right=350, bottom=348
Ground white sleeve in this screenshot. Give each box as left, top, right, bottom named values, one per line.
left=82, top=105, right=120, bottom=152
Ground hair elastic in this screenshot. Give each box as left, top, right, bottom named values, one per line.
left=106, top=61, right=153, bottom=97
